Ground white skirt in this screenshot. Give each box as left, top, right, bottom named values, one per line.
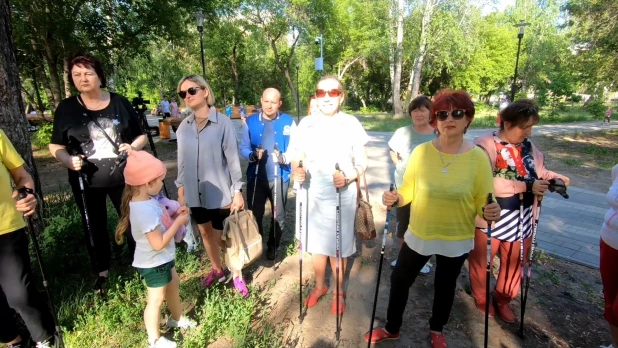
left=296, top=181, right=357, bottom=258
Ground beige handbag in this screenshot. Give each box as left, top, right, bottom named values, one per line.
left=354, top=169, right=376, bottom=240
left=222, top=210, right=263, bottom=270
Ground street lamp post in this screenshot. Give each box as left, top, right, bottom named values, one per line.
left=194, top=10, right=206, bottom=77
left=296, top=62, right=301, bottom=122
left=315, top=34, right=324, bottom=75
left=510, top=20, right=530, bottom=102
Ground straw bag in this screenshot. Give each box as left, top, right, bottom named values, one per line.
left=222, top=210, right=263, bottom=270
left=354, top=169, right=376, bottom=240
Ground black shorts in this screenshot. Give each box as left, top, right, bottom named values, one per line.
left=164, top=112, right=171, bottom=118
left=190, top=207, right=231, bottom=230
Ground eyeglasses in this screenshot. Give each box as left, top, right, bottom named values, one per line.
left=315, top=89, right=342, bottom=98
left=435, top=109, right=466, bottom=121
left=178, top=87, right=204, bottom=99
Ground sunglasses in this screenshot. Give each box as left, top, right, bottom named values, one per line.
left=435, top=109, right=466, bottom=121
left=315, top=89, right=342, bottom=98
left=178, top=87, right=204, bottom=99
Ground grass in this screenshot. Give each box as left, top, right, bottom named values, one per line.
left=354, top=104, right=596, bottom=132
left=22, top=190, right=284, bottom=347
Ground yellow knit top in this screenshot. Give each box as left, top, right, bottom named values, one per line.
left=399, top=142, right=494, bottom=241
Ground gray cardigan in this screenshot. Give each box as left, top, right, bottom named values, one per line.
left=175, top=106, right=244, bottom=209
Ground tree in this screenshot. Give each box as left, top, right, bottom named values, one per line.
left=0, top=0, right=44, bottom=229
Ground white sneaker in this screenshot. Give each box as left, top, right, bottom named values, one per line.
left=149, top=336, right=177, bottom=348
left=391, top=259, right=397, bottom=268
left=599, top=344, right=614, bottom=348
left=166, top=315, right=197, bottom=329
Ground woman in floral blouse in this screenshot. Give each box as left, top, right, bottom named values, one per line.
left=468, top=99, right=570, bottom=323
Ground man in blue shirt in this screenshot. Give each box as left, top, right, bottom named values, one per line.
left=240, top=88, right=296, bottom=260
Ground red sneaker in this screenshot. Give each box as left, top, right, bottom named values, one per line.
left=364, top=327, right=400, bottom=343
left=305, top=287, right=328, bottom=308
left=430, top=331, right=448, bottom=348
left=494, top=302, right=516, bottom=323
left=476, top=301, right=495, bottom=318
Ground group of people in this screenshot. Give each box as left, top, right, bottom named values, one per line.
left=1, top=51, right=616, bottom=348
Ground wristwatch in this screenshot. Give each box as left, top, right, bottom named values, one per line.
left=525, top=178, right=535, bottom=192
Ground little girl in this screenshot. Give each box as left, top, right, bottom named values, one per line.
left=115, top=150, right=196, bottom=348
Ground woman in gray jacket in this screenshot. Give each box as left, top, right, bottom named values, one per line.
left=175, top=75, right=248, bottom=297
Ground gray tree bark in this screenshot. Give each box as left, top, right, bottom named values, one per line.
left=405, top=0, right=438, bottom=105
left=0, top=0, right=44, bottom=230
left=392, top=0, right=405, bottom=118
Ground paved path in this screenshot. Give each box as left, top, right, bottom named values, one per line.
left=162, top=118, right=614, bottom=268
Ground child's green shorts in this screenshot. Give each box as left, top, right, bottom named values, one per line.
left=136, top=260, right=175, bottom=288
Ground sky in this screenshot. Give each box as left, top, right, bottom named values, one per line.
left=478, top=0, right=516, bottom=15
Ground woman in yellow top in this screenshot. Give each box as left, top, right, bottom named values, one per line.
left=365, top=90, right=501, bottom=348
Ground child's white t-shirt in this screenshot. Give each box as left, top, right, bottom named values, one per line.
left=129, top=198, right=175, bottom=268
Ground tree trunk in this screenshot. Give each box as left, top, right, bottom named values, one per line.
left=231, top=43, right=240, bottom=105
left=0, top=0, right=44, bottom=230
left=392, top=0, right=405, bottom=118
left=63, top=57, right=71, bottom=98
left=31, top=69, right=45, bottom=117
left=388, top=0, right=396, bottom=110
left=268, top=36, right=300, bottom=114
left=43, top=34, right=61, bottom=109
left=405, top=0, right=436, bottom=106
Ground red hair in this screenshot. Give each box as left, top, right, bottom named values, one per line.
left=307, top=96, right=316, bottom=115
left=429, top=90, right=475, bottom=128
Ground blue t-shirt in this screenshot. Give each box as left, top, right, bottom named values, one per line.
left=261, top=119, right=276, bottom=180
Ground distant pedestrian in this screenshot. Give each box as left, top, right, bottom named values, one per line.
left=604, top=107, right=612, bottom=126
left=307, top=96, right=319, bottom=116
left=600, top=164, right=618, bottom=348
left=496, top=97, right=509, bottom=126
left=239, top=103, right=247, bottom=124
left=159, top=96, right=171, bottom=119
left=225, top=105, right=232, bottom=118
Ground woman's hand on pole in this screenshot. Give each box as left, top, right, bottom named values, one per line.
left=332, top=170, right=346, bottom=188
left=66, top=155, right=85, bottom=171
left=13, top=190, right=37, bottom=216
left=382, top=190, right=399, bottom=207
left=119, top=143, right=135, bottom=154
left=532, top=179, right=550, bottom=196
left=293, top=163, right=306, bottom=184
left=231, top=191, right=245, bottom=212
left=483, top=202, right=501, bottom=222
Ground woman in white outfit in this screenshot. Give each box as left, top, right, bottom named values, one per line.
left=290, top=75, right=368, bottom=315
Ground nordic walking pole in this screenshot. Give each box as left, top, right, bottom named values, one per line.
left=273, top=144, right=279, bottom=268
left=17, top=188, right=65, bottom=348
left=77, top=170, right=102, bottom=296
left=367, top=184, right=395, bottom=348
left=298, top=160, right=304, bottom=322
left=335, top=163, right=342, bottom=340
left=518, top=192, right=525, bottom=327
left=251, top=145, right=262, bottom=209
left=484, top=193, right=494, bottom=348
left=519, top=195, right=543, bottom=338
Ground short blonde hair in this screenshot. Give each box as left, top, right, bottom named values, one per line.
left=177, top=75, right=215, bottom=107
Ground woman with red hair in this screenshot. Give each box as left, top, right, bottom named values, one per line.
left=366, top=90, right=501, bottom=348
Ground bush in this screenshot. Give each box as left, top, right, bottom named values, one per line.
left=359, top=105, right=382, bottom=114
left=33, top=123, right=54, bottom=148
left=584, top=99, right=606, bottom=119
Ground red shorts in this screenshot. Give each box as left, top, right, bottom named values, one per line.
left=601, top=239, right=618, bottom=326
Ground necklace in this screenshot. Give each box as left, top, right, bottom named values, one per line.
left=437, top=140, right=464, bottom=174
left=195, top=117, right=208, bottom=130
left=79, top=93, right=104, bottom=110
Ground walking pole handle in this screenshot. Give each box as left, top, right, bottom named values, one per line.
left=17, top=187, right=35, bottom=201
left=386, top=184, right=395, bottom=210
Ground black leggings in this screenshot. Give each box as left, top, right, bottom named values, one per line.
left=247, top=178, right=288, bottom=247
left=70, top=184, right=135, bottom=273
left=0, top=230, right=53, bottom=343
left=385, top=243, right=468, bottom=333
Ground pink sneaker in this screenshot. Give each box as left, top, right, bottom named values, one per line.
left=233, top=277, right=249, bottom=298
left=200, top=268, right=231, bottom=288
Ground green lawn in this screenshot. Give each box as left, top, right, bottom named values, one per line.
left=354, top=105, right=597, bottom=132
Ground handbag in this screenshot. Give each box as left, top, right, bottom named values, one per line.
left=354, top=168, right=377, bottom=240
left=221, top=210, right=263, bottom=270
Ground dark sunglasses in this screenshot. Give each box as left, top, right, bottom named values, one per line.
left=435, top=109, right=466, bottom=121
left=177, top=87, right=204, bottom=99
left=315, top=89, right=341, bottom=98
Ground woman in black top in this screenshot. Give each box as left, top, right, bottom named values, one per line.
left=49, top=53, right=146, bottom=294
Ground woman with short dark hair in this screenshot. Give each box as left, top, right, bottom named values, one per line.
left=49, top=53, right=147, bottom=294
left=469, top=99, right=570, bottom=323
left=366, top=90, right=501, bottom=348
left=388, top=95, right=435, bottom=271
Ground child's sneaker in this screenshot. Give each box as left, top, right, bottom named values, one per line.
left=233, top=277, right=249, bottom=298
left=35, top=336, right=58, bottom=348
left=149, top=336, right=177, bottom=348
left=200, top=268, right=231, bottom=288
left=166, top=315, right=197, bottom=329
